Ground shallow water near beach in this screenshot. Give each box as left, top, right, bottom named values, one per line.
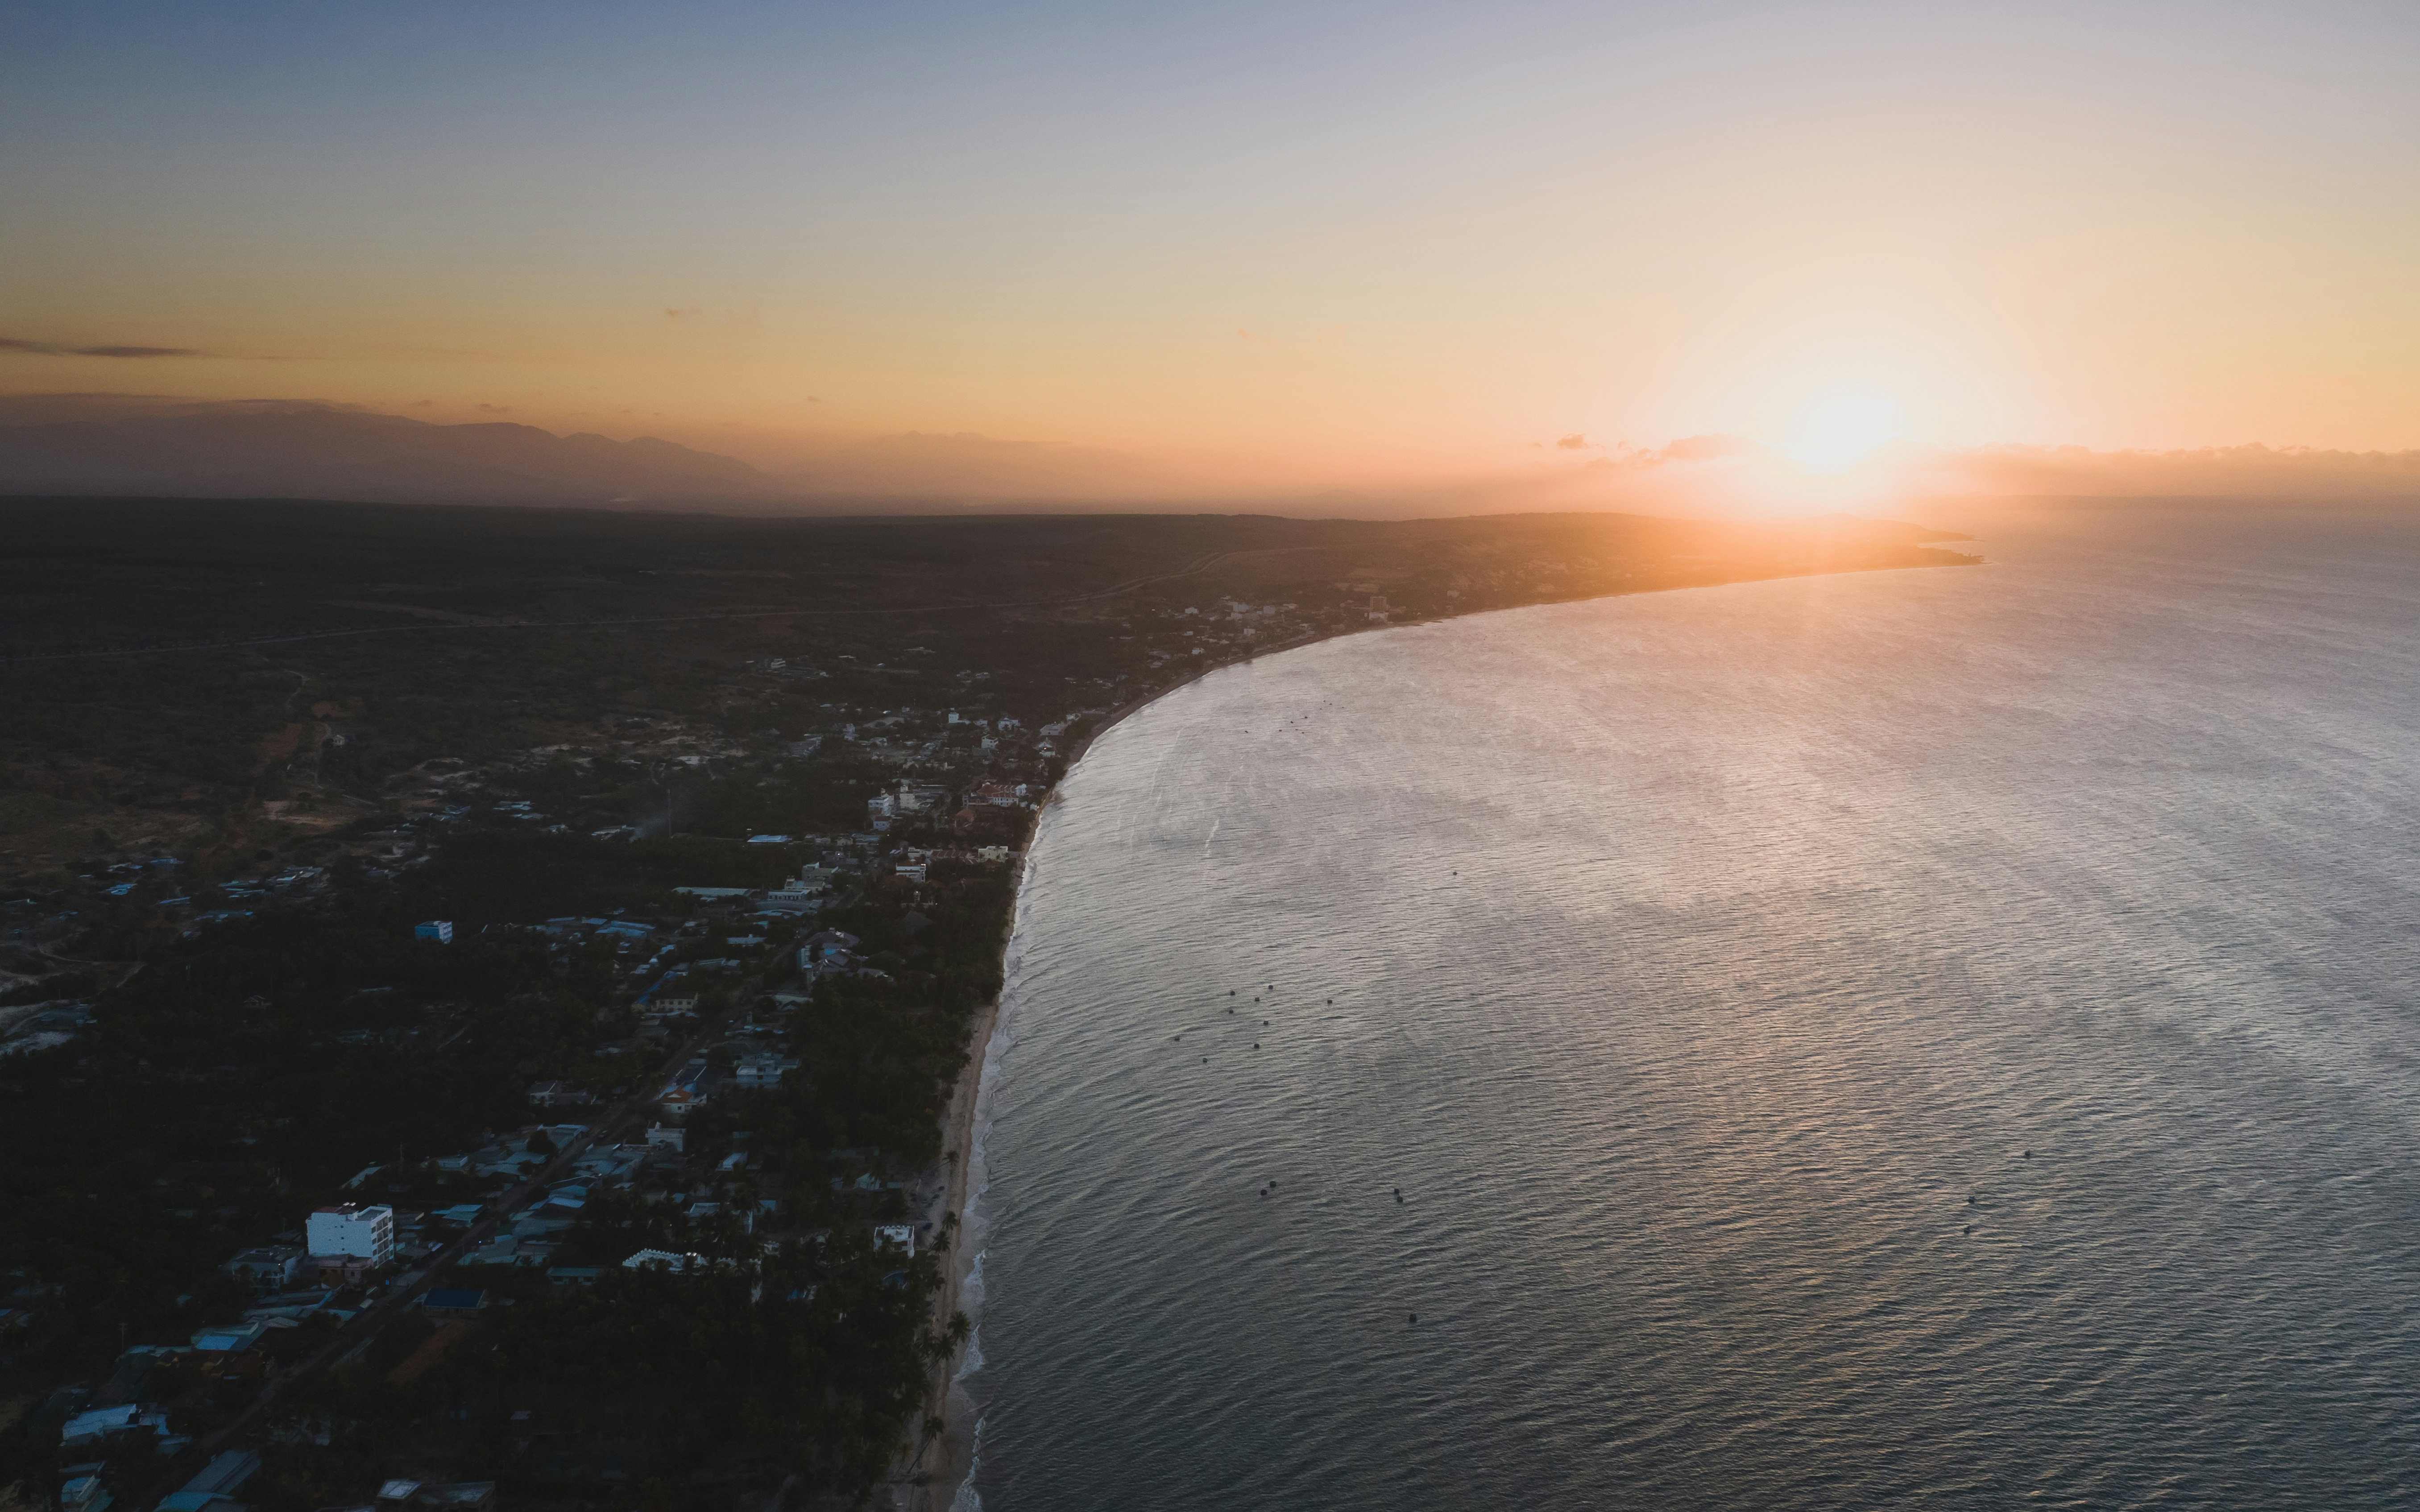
left=951, top=504, right=2420, bottom=1509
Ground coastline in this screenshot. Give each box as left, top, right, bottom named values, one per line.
left=896, top=559, right=1977, bottom=1508
left=897, top=636, right=1314, bottom=1510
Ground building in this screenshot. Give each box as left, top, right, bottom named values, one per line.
left=307, top=1203, right=395, bottom=1270
left=58, top=1403, right=169, bottom=1450
left=171, top=1450, right=259, bottom=1507
left=58, top=1474, right=110, bottom=1512
left=420, top=1289, right=488, bottom=1321
left=414, top=920, right=453, bottom=944
left=874, top=1224, right=916, bottom=1256
left=191, top=1320, right=268, bottom=1354
left=221, top=1244, right=302, bottom=1290
left=799, top=929, right=859, bottom=971
left=645, top=1123, right=686, bottom=1152
left=656, top=1082, right=704, bottom=1121
left=734, top=1055, right=800, bottom=1091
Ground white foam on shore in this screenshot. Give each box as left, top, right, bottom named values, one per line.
left=948, top=1417, right=986, bottom=1512
left=940, top=829, right=1057, bottom=1505
left=954, top=1321, right=984, bottom=1380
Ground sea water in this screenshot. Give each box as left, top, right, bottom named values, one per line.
left=952, top=504, right=2420, bottom=1508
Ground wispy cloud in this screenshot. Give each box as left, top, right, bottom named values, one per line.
left=0, top=336, right=212, bottom=359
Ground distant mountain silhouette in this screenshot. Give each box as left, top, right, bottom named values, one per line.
left=0, top=401, right=779, bottom=505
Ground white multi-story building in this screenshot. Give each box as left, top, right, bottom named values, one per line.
left=307, top=1203, right=395, bottom=1268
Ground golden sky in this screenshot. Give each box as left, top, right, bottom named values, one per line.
left=4, top=1, right=2417, bottom=502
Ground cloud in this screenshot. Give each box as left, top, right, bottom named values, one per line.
left=0, top=392, right=333, bottom=423
left=1899, top=440, right=2420, bottom=500
left=1655, top=433, right=1763, bottom=462
left=0, top=336, right=211, bottom=358
left=1554, top=433, right=1593, bottom=450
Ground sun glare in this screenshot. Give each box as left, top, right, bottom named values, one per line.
left=1782, top=387, right=1907, bottom=472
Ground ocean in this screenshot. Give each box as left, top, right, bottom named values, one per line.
left=949, top=503, right=2420, bottom=1508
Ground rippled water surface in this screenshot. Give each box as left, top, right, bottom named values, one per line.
left=953, top=506, right=2420, bottom=1509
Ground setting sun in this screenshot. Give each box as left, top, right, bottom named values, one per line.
left=1781, top=387, right=1909, bottom=472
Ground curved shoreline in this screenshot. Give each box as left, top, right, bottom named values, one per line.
left=900, top=561, right=1968, bottom=1508
left=901, top=628, right=1341, bottom=1510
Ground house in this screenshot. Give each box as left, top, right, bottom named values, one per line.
left=307, top=1203, right=395, bottom=1273
left=420, top=1289, right=487, bottom=1321
left=59, top=1403, right=169, bottom=1449
left=527, top=1079, right=585, bottom=1108
left=622, top=1248, right=708, bottom=1272
left=413, top=920, right=453, bottom=944
left=733, top=1055, right=799, bottom=1091
left=191, top=1320, right=268, bottom=1354
left=221, top=1244, right=302, bottom=1290
left=798, top=930, right=859, bottom=971
left=171, top=1450, right=259, bottom=1506
left=645, top=1123, right=686, bottom=1152
left=58, top=1474, right=110, bottom=1512
left=874, top=1224, right=916, bottom=1256
left=970, top=778, right=1020, bottom=807
left=456, top=1235, right=521, bottom=1268
left=759, top=867, right=829, bottom=912
left=976, top=845, right=1011, bottom=864
left=656, top=1082, right=704, bottom=1120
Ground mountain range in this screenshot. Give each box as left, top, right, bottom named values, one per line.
left=0, top=400, right=780, bottom=507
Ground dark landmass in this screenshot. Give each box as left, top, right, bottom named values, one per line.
left=0, top=405, right=779, bottom=508
left=0, top=498, right=1975, bottom=1510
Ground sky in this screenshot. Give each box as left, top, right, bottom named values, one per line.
left=4, top=0, right=2418, bottom=504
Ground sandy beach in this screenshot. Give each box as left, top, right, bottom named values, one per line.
left=895, top=641, right=1319, bottom=1511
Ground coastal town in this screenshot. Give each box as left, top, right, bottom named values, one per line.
left=0, top=503, right=1977, bottom=1510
